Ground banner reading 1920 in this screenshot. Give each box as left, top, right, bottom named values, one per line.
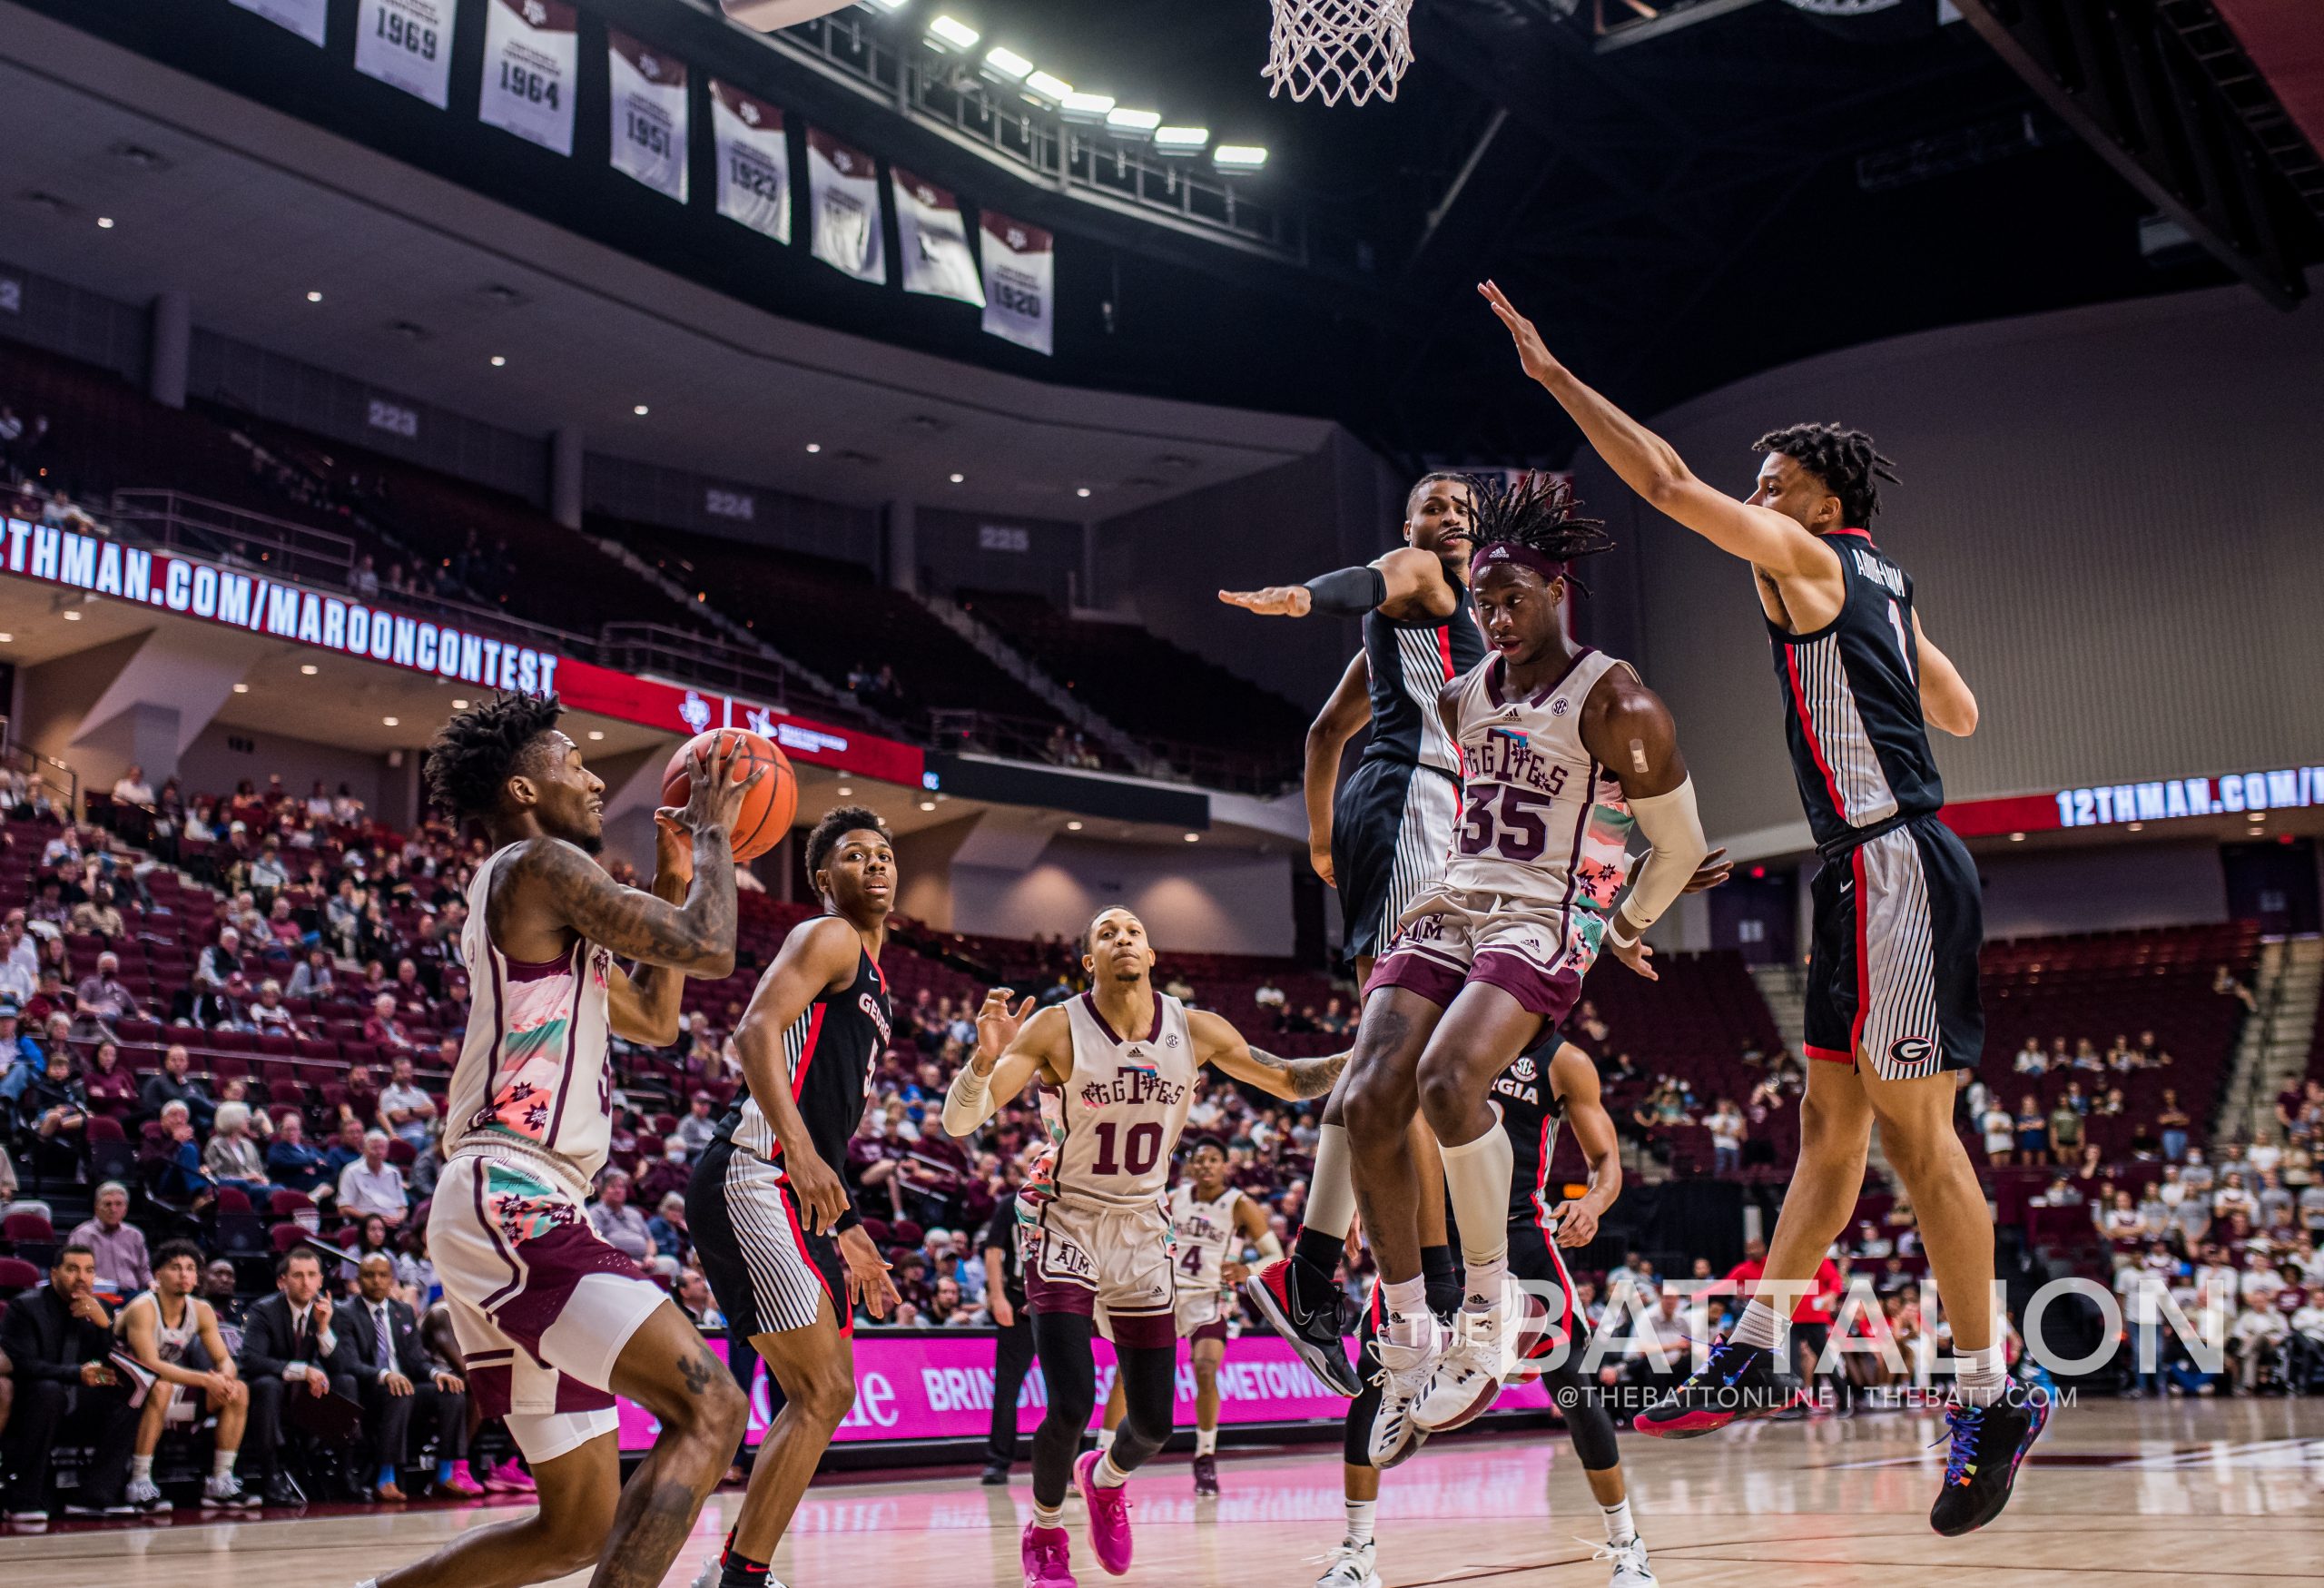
left=980, top=211, right=1055, bottom=356
left=479, top=0, right=578, bottom=156
left=355, top=0, right=458, bottom=109
left=608, top=29, right=689, bottom=202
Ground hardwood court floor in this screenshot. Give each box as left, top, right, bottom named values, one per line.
left=5, top=1397, right=2319, bottom=1586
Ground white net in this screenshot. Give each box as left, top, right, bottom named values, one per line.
left=1263, top=0, right=1416, bottom=107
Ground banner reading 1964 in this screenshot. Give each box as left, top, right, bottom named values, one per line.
left=711, top=80, right=791, bottom=243
left=609, top=29, right=689, bottom=202
left=355, top=0, right=458, bottom=109
left=229, top=0, right=330, bottom=45
left=479, top=0, right=578, bottom=156
left=980, top=211, right=1055, bottom=356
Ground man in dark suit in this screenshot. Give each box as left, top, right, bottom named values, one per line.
left=236, top=1244, right=358, bottom=1505
left=0, top=1245, right=139, bottom=1521
left=342, top=1253, right=467, bottom=1502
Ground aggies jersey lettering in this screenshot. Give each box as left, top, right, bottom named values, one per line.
left=1361, top=581, right=1488, bottom=777
left=715, top=940, right=891, bottom=1169
left=1769, top=529, right=1945, bottom=851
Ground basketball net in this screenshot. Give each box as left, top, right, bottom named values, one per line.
left=1264, top=0, right=1415, bottom=106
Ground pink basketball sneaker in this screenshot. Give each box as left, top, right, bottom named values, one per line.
left=1020, top=1522, right=1077, bottom=1588
left=1072, top=1450, right=1134, bottom=1576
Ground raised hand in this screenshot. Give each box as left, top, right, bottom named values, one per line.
left=973, top=988, right=1034, bottom=1073
left=1479, top=280, right=1566, bottom=386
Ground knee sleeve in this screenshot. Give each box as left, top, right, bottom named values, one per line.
left=1537, top=1356, right=1620, bottom=1472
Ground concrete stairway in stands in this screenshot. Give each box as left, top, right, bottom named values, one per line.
left=912, top=592, right=1157, bottom=774
left=1749, top=961, right=1808, bottom=1059
left=2218, top=935, right=2321, bottom=1148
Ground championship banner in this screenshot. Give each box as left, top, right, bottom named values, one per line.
left=806, top=127, right=886, bottom=284
left=892, top=169, right=985, bottom=306
left=608, top=29, right=689, bottom=202
left=229, top=0, right=329, bottom=45
left=615, top=1331, right=1558, bottom=1452
left=710, top=80, right=791, bottom=243
left=979, top=211, right=1055, bottom=355
left=479, top=0, right=578, bottom=157
left=355, top=0, right=458, bottom=109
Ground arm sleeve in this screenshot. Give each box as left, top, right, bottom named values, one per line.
left=941, top=1064, right=997, bottom=1138
left=1608, top=777, right=1709, bottom=946
left=1302, top=565, right=1389, bottom=616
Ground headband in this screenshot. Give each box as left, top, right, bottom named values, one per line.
left=1471, top=541, right=1569, bottom=583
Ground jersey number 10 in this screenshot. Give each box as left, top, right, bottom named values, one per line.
left=1089, top=1119, right=1164, bottom=1177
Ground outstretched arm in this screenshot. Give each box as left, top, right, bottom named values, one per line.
left=1479, top=282, right=1834, bottom=581
left=942, top=996, right=1070, bottom=1138
left=1188, top=1009, right=1347, bottom=1100
left=1305, top=652, right=1372, bottom=886
left=1220, top=547, right=1457, bottom=622
left=1912, top=610, right=1978, bottom=735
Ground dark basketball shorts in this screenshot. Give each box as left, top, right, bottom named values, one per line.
left=1804, top=813, right=1984, bottom=1083
left=1334, top=757, right=1462, bottom=964
left=688, top=1138, right=852, bottom=1341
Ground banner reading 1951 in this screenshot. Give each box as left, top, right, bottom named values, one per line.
left=608, top=28, right=689, bottom=202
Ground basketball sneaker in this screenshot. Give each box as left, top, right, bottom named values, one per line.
left=124, top=1476, right=172, bottom=1514
left=1244, top=1258, right=1361, bottom=1396
left=203, top=1474, right=259, bottom=1508
left=1633, top=1336, right=1798, bottom=1438
left=1311, top=1540, right=1382, bottom=1588
left=1364, top=1334, right=1439, bottom=1467
left=1191, top=1453, right=1219, bottom=1497
left=1073, top=1450, right=1135, bottom=1575
left=1020, top=1522, right=1077, bottom=1588
left=1928, top=1385, right=2050, bottom=1536
left=1589, top=1537, right=1657, bottom=1586
left=1413, top=1300, right=1505, bottom=1434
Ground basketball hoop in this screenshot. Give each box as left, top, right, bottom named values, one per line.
left=1264, top=0, right=1415, bottom=106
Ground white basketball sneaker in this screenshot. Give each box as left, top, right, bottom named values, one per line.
left=1595, top=1536, right=1657, bottom=1587
left=1364, top=1334, right=1439, bottom=1468
left=1312, top=1540, right=1381, bottom=1588
left=124, top=1476, right=172, bottom=1514
left=1414, top=1300, right=1505, bottom=1433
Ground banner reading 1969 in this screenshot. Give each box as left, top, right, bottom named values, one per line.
left=355, top=0, right=458, bottom=109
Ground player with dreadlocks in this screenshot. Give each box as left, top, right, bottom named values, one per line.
left=1327, top=469, right=1710, bottom=1467
left=1480, top=282, right=2042, bottom=1538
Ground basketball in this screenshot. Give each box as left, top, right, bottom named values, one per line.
left=660, top=727, right=797, bottom=862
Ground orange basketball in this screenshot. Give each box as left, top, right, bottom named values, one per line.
left=661, top=727, right=797, bottom=862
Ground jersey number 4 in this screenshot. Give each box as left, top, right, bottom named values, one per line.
left=1460, top=784, right=1560, bottom=863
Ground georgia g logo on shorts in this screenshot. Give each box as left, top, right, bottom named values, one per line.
left=1888, top=1037, right=1935, bottom=1067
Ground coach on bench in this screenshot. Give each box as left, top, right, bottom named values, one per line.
left=0, top=1244, right=139, bottom=1521
left=341, top=1252, right=466, bottom=1502
left=238, top=1244, right=358, bottom=1505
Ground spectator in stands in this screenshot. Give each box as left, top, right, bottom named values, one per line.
left=109, top=764, right=155, bottom=808
left=238, top=1245, right=357, bottom=1506
left=286, top=946, right=335, bottom=1001
left=152, top=1100, right=214, bottom=1206
left=338, top=1130, right=408, bottom=1226
left=646, top=1192, right=690, bottom=1266
left=203, top=1100, right=271, bottom=1198
left=586, top=1169, right=651, bottom=1264
left=139, top=1043, right=214, bottom=1129
left=0, top=1001, right=38, bottom=1110
left=350, top=553, right=380, bottom=598
left=1980, top=1096, right=2014, bottom=1169
left=377, top=1057, right=437, bottom=1149
left=1254, top=977, right=1285, bottom=1017
left=68, top=1181, right=151, bottom=1297
left=675, top=1091, right=718, bottom=1160
left=194, top=926, right=241, bottom=991
left=70, top=883, right=126, bottom=946
left=0, top=1245, right=139, bottom=1522
left=674, top=1268, right=721, bottom=1331
left=2014, top=1093, right=2047, bottom=1167
left=342, top=1251, right=467, bottom=1503
left=2012, top=1038, right=2045, bottom=1074
left=2214, top=1170, right=2259, bottom=1224
left=1708, top=1097, right=1746, bottom=1177
left=0, top=925, right=34, bottom=1006
left=364, top=991, right=412, bottom=1052
left=19, top=1043, right=91, bottom=1188
left=72, top=949, right=142, bottom=1032
left=205, top=1258, right=248, bottom=1330
left=82, top=1039, right=135, bottom=1123
left=2214, top=963, right=2259, bottom=1012
left=200, top=969, right=260, bottom=1031
left=2157, top=1090, right=2193, bottom=1163
left=267, top=1112, right=330, bottom=1197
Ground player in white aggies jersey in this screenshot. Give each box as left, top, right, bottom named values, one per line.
left=368, top=695, right=753, bottom=1588
left=1335, top=476, right=1712, bottom=1468
left=943, top=908, right=1346, bottom=1588
left=1098, top=1137, right=1278, bottom=1496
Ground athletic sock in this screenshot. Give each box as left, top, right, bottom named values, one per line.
left=213, top=1448, right=238, bottom=1479
left=1092, top=1454, right=1131, bottom=1489
left=1295, top=1225, right=1347, bottom=1281
left=1383, top=1276, right=1431, bottom=1347
left=1194, top=1426, right=1218, bottom=1458
left=1733, top=1297, right=1787, bottom=1352
left=130, top=1455, right=154, bottom=1484
left=1600, top=1499, right=1636, bottom=1547
left=1094, top=1426, right=1117, bottom=1455
left=1955, top=1343, right=2008, bottom=1408
left=717, top=1551, right=770, bottom=1588
left=1438, top=1120, right=1515, bottom=1308
left=1421, top=1244, right=1462, bottom=1317
left=1032, top=1501, right=1066, bottom=1531
left=1344, top=1498, right=1376, bottom=1548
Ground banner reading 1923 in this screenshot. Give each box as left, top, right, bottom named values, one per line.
left=609, top=28, right=689, bottom=202
left=711, top=80, right=791, bottom=243
left=355, top=0, right=458, bottom=109
left=479, top=0, right=577, bottom=156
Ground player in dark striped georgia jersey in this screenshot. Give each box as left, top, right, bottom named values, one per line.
left=1482, top=281, right=2044, bottom=1541
left=686, top=805, right=901, bottom=1588
left=1215, top=473, right=1489, bottom=1398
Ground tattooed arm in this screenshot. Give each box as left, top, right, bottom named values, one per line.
left=495, top=744, right=755, bottom=976
left=606, top=811, right=697, bottom=1045
left=1188, top=1009, right=1348, bottom=1100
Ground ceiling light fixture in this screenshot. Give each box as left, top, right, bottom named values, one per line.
left=61, top=609, right=80, bottom=621
left=587, top=730, right=605, bottom=741
left=306, top=290, right=323, bottom=302
left=382, top=715, right=399, bottom=727
left=1183, top=832, right=1200, bottom=843
left=633, top=404, right=649, bottom=416
left=806, top=442, right=822, bottom=453
left=1213, top=144, right=1269, bottom=172
left=232, top=682, right=250, bottom=693
left=982, top=45, right=1034, bottom=81
left=1106, top=107, right=1162, bottom=138
left=838, top=785, right=853, bottom=797
left=1075, top=487, right=1091, bottom=498
left=920, top=800, right=937, bottom=812
left=1065, top=820, right=1083, bottom=831
left=949, top=472, right=965, bottom=484
left=300, top=664, right=319, bottom=675
left=927, top=15, right=979, bottom=50
left=489, top=355, right=507, bottom=367
left=451, top=699, right=468, bottom=709
left=0, top=633, right=13, bottom=643
left=1154, top=125, right=1210, bottom=155
left=1060, top=91, right=1116, bottom=123
left=96, top=216, right=115, bottom=230
left=2008, top=832, right=2024, bottom=843
left=1023, top=71, right=1073, bottom=103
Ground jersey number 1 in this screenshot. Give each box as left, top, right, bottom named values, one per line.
left=1885, top=598, right=1915, bottom=684
left=1091, top=1120, right=1163, bottom=1177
